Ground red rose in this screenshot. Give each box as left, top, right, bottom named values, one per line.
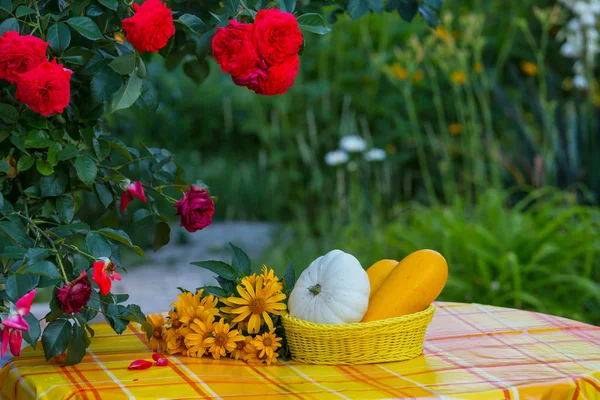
left=57, top=270, right=92, bottom=314
left=0, top=31, right=48, bottom=84
left=122, top=0, right=175, bottom=53
left=15, top=59, right=72, bottom=117
left=256, top=55, right=299, bottom=96
left=253, top=9, right=303, bottom=66
left=212, top=20, right=261, bottom=80
left=174, top=186, right=215, bottom=232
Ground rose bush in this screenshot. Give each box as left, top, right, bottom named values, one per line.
left=0, top=0, right=440, bottom=365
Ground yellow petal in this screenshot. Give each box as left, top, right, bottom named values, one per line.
left=262, top=311, right=274, bottom=331
left=227, top=297, right=249, bottom=306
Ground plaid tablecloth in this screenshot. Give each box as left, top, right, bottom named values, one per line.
left=0, top=302, right=598, bottom=399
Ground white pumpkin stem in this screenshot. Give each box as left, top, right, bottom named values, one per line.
left=308, top=284, right=321, bottom=295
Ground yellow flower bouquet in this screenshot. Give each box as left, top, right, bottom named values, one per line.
left=150, top=243, right=295, bottom=365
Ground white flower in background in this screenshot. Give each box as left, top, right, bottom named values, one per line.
left=490, top=281, right=501, bottom=292
left=339, top=135, right=367, bottom=153
left=364, top=148, right=387, bottom=162
left=574, top=74, right=589, bottom=88
left=324, top=150, right=349, bottom=166
left=557, top=0, right=600, bottom=88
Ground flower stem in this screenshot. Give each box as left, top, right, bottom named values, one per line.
left=13, top=213, right=69, bottom=283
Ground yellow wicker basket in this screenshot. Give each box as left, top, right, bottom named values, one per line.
left=281, top=305, right=435, bottom=365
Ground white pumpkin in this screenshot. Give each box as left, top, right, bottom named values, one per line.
left=288, top=249, right=370, bottom=324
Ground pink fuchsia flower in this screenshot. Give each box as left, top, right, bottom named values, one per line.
left=57, top=270, right=92, bottom=314
left=120, top=180, right=147, bottom=212
left=1, top=289, right=36, bottom=357
left=92, top=257, right=121, bottom=295
left=174, top=186, right=215, bottom=233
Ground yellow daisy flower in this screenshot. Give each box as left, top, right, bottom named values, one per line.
left=162, top=326, right=186, bottom=355
left=391, top=63, right=409, bottom=81
left=146, top=314, right=165, bottom=352
left=448, top=123, right=463, bottom=136
left=230, top=336, right=252, bottom=361
left=260, top=265, right=283, bottom=292
left=203, top=319, right=245, bottom=360
left=184, top=315, right=216, bottom=357
left=411, top=69, right=424, bottom=83
left=243, top=342, right=260, bottom=364
left=251, top=329, right=282, bottom=358
left=473, top=62, right=483, bottom=73
left=259, top=351, right=279, bottom=366
left=178, top=295, right=220, bottom=335
left=227, top=277, right=287, bottom=334
left=171, top=290, right=201, bottom=313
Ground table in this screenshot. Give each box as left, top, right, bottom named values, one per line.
left=1, top=302, right=598, bottom=399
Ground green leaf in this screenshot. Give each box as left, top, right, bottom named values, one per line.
left=133, top=209, right=153, bottom=226
left=72, top=254, right=89, bottom=276
left=190, top=261, right=236, bottom=281
left=397, top=0, right=418, bottom=22
left=42, top=319, right=73, bottom=361
left=65, top=324, right=86, bottom=365
left=135, top=80, right=159, bottom=121
left=423, top=0, right=442, bottom=10
left=153, top=221, right=170, bottom=252
left=95, top=183, right=113, bottom=208
left=15, top=5, right=35, bottom=17
left=24, top=248, right=52, bottom=264
left=109, top=53, right=136, bottom=75
left=57, top=195, right=75, bottom=223
left=36, top=158, right=54, bottom=176
left=202, top=285, right=228, bottom=297
left=0, top=160, right=8, bottom=174
left=0, top=246, right=25, bottom=259
left=17, top=154, right=35, bottom=172
left=47, top=142, right=62, bottom=166
left=92, top=138, right=110, bottom=160
left=0, top=0, right=12, bottom=13
left=98, top=0, right=117, bottom=10
left=105, top=137, right=132, bottom=161
left=347, top=0, right=369, bottom=20
left=229, top=242, right=251, bottom=276
left=178, top=14, right=207, bottom=33
left=0, top=104, right=18, bottom=124
left=86, top=232, right=112, bottom=258
left=0, top=221, right=34, bottom=247
left=22, top=313, right=41, bottom=350
left=183, top=60, right=209, bottom=85
left=59, top=144, right=79, bottom=161
left=5, top=274, right=39, bottom=302
left=91, top=69, right=123, bottom=103
left=195, top=30, right=215, bottom=60
left=136, top=57, right=147, bottom=78
left=418, top=4, right=438, bottom=27
left=74, top=155, right=97, bottom=186
left=0, top=18, right=18, bottom=35
left=284, top=257, right=296, bottom=295
left=10, top=134, right=26, bottom=153
left=109, top=75, right=143, bottom=113
left=276, top=0, right=295, bottom=13
left=66, top=17, right=102, bottom=40
left=22, top=261, right=62, bottom=279
left=47, top=23, right=71, bottom=53
left=98, top=228, right=144, bottom=257
left=26, top=130, right=53, bottom=148
left=61, top=46, right=94, bottom=66
left=297, top=13, right=331, bottom=35
left=40, top=169, right=67, bottom=197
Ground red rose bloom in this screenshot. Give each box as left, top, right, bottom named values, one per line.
left=174, top=186, right=215, bottom=232
left=212, top=20, right=261, bottom=80
left=122, top=0, right=175, bottom=53
left=57, top=270, right=92, bottom=314
left=0, top=31, right=48, bottom=84
left=253, top=9, right=303, bottom=66
left=256, top=55, right=299, bottom=96
left=93, top=258, right=121, bottom=296
left=15, top=59, right=72, bottom=117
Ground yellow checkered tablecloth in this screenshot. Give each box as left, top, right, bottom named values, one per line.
left=0, top=302, right=599, bottom=399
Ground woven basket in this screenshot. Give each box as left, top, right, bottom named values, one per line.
left=281, top=305, right=435, bottom=365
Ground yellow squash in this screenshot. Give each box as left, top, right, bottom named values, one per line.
left=361, top=249, right=448, bottom=322
left=366, top=259, right=397, bottom=298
